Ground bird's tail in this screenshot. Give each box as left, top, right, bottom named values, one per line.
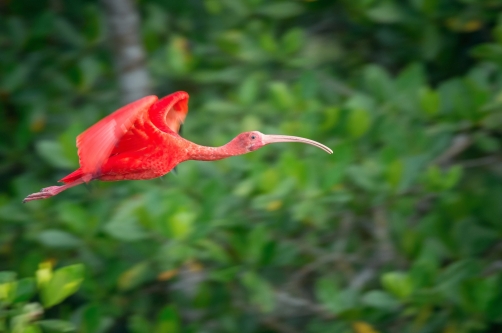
left=59, top=168, right=84, bottom=183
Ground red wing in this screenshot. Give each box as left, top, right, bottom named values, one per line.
left=109, top=91, right=190, bottom=158
left=107, top=124, right=151, bottom=157
left=76, top=95, right=158, bottom=179
left=148, top=91, right=189, bottom=134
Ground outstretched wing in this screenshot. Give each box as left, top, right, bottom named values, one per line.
left=148, top=91, right=189, bottom=134
left=76, top=95, right=158, bottom=181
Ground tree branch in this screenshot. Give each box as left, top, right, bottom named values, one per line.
left=433, top=134, right=472, bottom=167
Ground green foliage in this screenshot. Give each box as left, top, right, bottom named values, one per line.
left=1, top=0, right=502, bottom=332
left=0, top=264, right=83, bottom=333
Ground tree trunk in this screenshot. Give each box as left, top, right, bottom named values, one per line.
left=100, top=0, right=151, bottom=104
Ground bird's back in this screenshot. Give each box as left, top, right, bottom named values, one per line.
left=97, top=113, right=185, bottom=181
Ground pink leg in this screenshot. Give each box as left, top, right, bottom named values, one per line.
left=23, top=179, right=85, bottom=203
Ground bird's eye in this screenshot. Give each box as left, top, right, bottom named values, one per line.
left=251, top=135, right=256, bottom=140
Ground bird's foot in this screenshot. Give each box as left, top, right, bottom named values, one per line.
left=23, top=186, right=61, bottom=203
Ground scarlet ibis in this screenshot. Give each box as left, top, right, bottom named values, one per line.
left=23, top=91, right=332, bottom=202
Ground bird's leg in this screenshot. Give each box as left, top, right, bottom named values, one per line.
left=23, top=179, right=85, bottom=203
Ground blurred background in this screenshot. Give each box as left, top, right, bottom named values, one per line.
left=1, top=0, right=502, bottom=332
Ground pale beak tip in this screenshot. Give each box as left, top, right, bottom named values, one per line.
left=263, top=134, right=333, bottom=154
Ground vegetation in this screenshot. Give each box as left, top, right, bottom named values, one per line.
left=1, top=0, right=502, bottom=332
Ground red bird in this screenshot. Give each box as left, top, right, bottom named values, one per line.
left=24, top=91, right=332, bottom=202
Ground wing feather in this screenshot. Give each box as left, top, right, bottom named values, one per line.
left=149, top=91, right=189, bottom=134
left=76, top=95, right=158, bottom=180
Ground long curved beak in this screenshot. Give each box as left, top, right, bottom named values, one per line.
left=262, top=135, right=333, bottom=154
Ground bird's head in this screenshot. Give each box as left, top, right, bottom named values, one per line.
left=230, top=131, right=333, bottom=154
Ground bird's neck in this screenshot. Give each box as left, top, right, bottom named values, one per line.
left=184, top=141, right=242, bottom=161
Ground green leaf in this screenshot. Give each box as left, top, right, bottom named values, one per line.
left=412, top=0, right=439, bottom=15
left=436, top=260, right=480, bottom=302
left=315, top=277, right=357, bottom=314
left=197, top=240, right=231, bottom=264
left=35, top=140, right=75, bottom=169
left=53, top=18, right=84, bottom=47
left=0, top=281, right=16, bottom=304
left=36, top=263, right=53, bottom=287
left=422, top=24, right=441, bottom=60
left=215, top=32, right=242, bottom=56
left=424, top=165, right=443, bottom=191
left=366, top=2, right=403, bottom=23
left=460, top=277, right=498, bottom=314
left=233, top=178, right=256, bottom=197
left=166, top=36, right=191, bottom=75
left=242, top=271, right=275, bottom=313
left=321, top=106, right=341, bottom=131
left=259, top=32, right=277, bottom=53
left=281, top=28, right=305, bottom=54
left=471, top=43, right=502, bottom=63
left=363, top=65, right=394, bottom=100
left=386, top=159, right=404, bottom=189
left=362, top=290, right=400, bottom=310
left=13, top=304, right=43, bottom=332
left=21, top=325, right=42, bottom=333
left=37, top=320, right=75, bottom=332
left=347, top=108, right=372, bottom=138
left=474, top=132, right=500, bottom=153
left=398, top=154, right=429, bottom=191
left=347, top=164, right=378, bottom=191
left=238, top=73, right=262, bottom=105
left=257, top=3, right=304, bottom=19
left=0, top=272, right=18, bottom=304
left=41, top=265, right=84, bottom=308
left=168, top=211, right=195, bottom=240
left=443, top=165, right=462, bottom=190
left=13, top=278, right=36, bottom=303
left=118, top=262, right=152, bottom=291
left=58, top=203, right=93, bottom=235
left=37, top=230, right=81, bottom=249
left=396, top=63, right=425, bottom=93
left=297, top=71, right=319, bottom=101
left=6, top=17, right=26, bottom=49
left=1, top=64, right=30, bottom=92
left=128, top=315, right=152, bottom=333
left=453, top=221, right=498, bottom=256
left=82, top=5, right=103, bottom=43
left=155, top=305, right=180, bottom=333
left=425, top=165, right=462, bottom=191
left=209, top=266, right=241, bottom=282
left=80, top=304, right=103, bottom=333
left=381, top=272, right=413, bottom=300
left=246, top=224, right=269, bottom=265
left=77, top=57, right=101, bottom=92
left=487, top=285, right=502, bottom=321
left=104, top=198, right=149, bottom=242
left=419, top=87, right=440, bottom=116
left=268, top=82, right=295, bottom=110
left=204, top=0, right=223, bottom=14
left=0, top=272, right=16, bottom=284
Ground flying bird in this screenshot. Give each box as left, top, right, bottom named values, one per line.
left=23, top=91, right=332, bottom=202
